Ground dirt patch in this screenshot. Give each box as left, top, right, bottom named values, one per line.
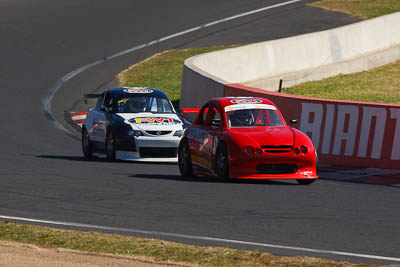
left=0, top=240, right=197, bottom=267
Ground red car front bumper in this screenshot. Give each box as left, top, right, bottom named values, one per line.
left=229, top=154, right=317, bottom=180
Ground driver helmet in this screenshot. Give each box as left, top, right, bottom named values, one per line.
left=234, top=109, right=254, bottom=126
left=127, top=97, right=147, bottom=112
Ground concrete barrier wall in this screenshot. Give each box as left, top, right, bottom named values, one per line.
left=246, top=44, right=400, bottom=90
left=180, top=12, right=400, bottom=169
left=180, top=12, right=400, bottom=108
left=180, top=64, right=226, bottom=109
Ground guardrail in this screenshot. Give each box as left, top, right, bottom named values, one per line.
left=180, top=12, right=400, bottom=169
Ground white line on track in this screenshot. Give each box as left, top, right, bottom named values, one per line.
left=42, top=0, right=303, bottom=139
left=1, top=215, right=400, bottom=263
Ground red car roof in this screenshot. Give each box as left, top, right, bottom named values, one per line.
left=211, top=97, right=278, bottom=109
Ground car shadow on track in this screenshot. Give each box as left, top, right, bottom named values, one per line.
left=35, top=155, right=298, bottom=185
left=36, top=155, right=104, bottom=162
left=35, top=155, right=177, bottom=165
left=130, top=174, right=297, bottom=185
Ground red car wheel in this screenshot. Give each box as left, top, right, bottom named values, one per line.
left=216, top=143, right=229, bottom=181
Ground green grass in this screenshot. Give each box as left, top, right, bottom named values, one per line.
left=284, top=60, right=400, bottom=104
left=118, top=46, right=239, bottom=109
left=0, top=222, right=374, bottom=267
left=310, top=0, right=400, bottom=19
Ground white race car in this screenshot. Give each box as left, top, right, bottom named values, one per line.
left=82, top=87, right=184, bottom=162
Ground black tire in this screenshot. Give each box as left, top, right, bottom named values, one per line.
left=82, top=127, right=92, bottom=158
left=215, top=143, right=229, bottom=181
left=106, top=130, right=116, bottom=161
left=297, top=179, right=316, bottom=185
left=178, top=138, right=193, bottom=177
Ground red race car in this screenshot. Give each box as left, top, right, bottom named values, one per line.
left=178, top=97, right=318, bottom=184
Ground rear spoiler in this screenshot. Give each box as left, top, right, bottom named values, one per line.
left=180, top=108, right=200, bottom=115
left=84, top=93, right=102, bottom=104
left=180, top=108, right=200, bottom=126
left=180, top=108, right=200, bottom=125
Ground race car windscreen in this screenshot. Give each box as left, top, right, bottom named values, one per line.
left=227, top=108, right=285, bottom=127
left=115, top=95, right=174, bottom=114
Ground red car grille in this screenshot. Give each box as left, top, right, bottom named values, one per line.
left=261, top=145, right=292, bottom=153
left=256, top=164, right=297, bottom=174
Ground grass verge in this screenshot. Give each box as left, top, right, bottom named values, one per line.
left=0, top=221, right=376, bottom=266
left=284, top=59, right=400, bottom=104
left=309, top=0, right=400, bottom=19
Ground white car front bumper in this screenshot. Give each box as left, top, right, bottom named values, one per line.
left=115, top=136, right=180, bottom=162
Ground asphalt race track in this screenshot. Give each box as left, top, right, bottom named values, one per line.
left=1, top=0, right=399, bottom=264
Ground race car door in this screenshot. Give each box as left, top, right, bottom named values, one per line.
left=91, top=91, right=113, bottom=145
left=191, top=102, right=221, bottom=172
left=87, top=93, right=106, bottom=143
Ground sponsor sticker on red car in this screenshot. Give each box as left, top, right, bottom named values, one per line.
left=230, top=98, right=263, bottom=104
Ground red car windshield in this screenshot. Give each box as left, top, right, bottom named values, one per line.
left=227, top=108, right=284, bottom=127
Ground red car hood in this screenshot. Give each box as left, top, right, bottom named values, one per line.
left=230, top=127, right=295, bottom=146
